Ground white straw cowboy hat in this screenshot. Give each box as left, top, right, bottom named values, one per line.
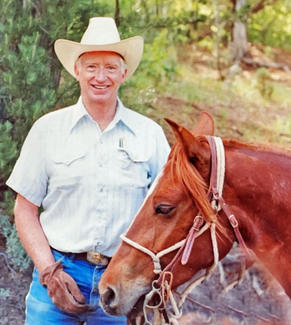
left=54, top=17, right=144, bottom=81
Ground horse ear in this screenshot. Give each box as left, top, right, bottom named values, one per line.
left=164, top=118, right=209, bottom=161
left=192, top=111, right=214, bottom=135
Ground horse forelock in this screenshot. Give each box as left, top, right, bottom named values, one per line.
left=169, top=142, right=215, bottom=224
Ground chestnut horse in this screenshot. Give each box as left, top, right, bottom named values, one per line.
left=99, top=112, right=291, bottom=323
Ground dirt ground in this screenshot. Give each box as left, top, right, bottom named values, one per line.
left=178, top=245, right=291, bottom=325
left=0, top=237, right=32, bottom=325
left=1, top=46, right=291, bottom=325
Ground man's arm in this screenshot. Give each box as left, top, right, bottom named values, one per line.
left=14, top=194, right=89, bottom=313
left=14, top=194, right=55, bottom=273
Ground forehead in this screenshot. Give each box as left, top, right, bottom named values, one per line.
left=150, top=162, right=185, bottom=201
left=79, top=51, right=122, bottom=63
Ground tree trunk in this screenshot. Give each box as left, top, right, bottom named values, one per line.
left=115, top=0, right=120, bottom=27
left=231, top=0, right=248, bottom=63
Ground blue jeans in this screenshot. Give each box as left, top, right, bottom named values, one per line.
left=25, top=250, right=126, bottom=325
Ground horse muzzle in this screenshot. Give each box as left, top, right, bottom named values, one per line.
left=99, top=281, right=150, bottom=317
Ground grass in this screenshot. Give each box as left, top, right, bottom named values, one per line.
left=163, top=60, right=291, bottom=146
left=121, top=43, right=291, bottom=147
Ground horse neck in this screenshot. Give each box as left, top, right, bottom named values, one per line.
left=222, top=143, right=291, bottom=298
left=223, top=143, right=291, bottom=249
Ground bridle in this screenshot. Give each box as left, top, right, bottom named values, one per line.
left=120, top=136, right=252, bottom=325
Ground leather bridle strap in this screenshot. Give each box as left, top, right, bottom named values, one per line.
left=206, top=136, right=252, bottom=262
left=179, top=135, right=225, bottom=266
left=206, top=135, right=225, bottom=210
left=154, top=215, right=206, bottom=287
left=181, top=215, right=204, bottom=265
left=213, top=188, right=252, bottom=261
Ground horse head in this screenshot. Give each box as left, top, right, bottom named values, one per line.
left=99, top=112, right=237, bottom=318
left=100, top=110, right=291, bottom=321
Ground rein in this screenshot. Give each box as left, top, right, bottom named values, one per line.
left=121, top=136, right=252, bottom=325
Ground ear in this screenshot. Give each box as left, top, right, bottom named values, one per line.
left=74, top=63, right=80, bottom=81
left=121, top=68, right=128, bottom=84
left=192, top=111, right=214, bottom=135
left=165, top=118, right=209, bottom=162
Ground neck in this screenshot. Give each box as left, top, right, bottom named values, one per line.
left=83, top=97, right=118, bottom=132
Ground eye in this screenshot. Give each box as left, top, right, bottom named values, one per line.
left=107, top=65, right=117, bottom=71
left=87, top=65, right=96, bottom=72
left=155, top=205, right=176, bottom=215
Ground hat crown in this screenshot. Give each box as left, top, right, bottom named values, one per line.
left=54, top=16, right=144, bottom=81
left=81, top=17, right=121, bottom=45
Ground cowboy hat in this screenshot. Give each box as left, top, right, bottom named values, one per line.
left=54, top=17, right=144, bottom=81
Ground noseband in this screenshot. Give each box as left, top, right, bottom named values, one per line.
left=120, top=136, right=252, bottom=325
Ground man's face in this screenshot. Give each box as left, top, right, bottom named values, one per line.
left=75, top=51, right=127, bottom=106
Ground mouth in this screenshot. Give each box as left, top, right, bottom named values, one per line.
left=126, top=295, right=146, bottom=321
left=126, top=292, right=163, bottom=324
left=92, top=85, right=109, bottom=90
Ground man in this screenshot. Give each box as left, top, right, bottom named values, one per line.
left=6, top=17, right=170, bottom=325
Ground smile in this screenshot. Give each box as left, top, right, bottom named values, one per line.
left=92, top=85, right=109, bottom=90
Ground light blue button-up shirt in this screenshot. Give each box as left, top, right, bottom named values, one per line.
left=6, top=97, right=170, bottom=256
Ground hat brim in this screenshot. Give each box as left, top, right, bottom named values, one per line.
left=54, top=36, right=144, bottom=81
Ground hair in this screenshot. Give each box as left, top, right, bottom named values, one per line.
left=169, top=142, right=216, bottom=224
left=168, top=140, right=231, bottom=242
left=74, top=52, right=127, bottom=74
left=224, top=138, right=291, bottom=157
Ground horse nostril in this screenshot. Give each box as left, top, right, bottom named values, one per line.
left=101, top=285, right=118, bottom=309
left=104, top=287, right=115, bottom=305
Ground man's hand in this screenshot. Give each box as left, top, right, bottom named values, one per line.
left=39, top=259, right=91, bottom=314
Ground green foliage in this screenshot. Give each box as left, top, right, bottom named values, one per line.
left=0, top=211, right=31, bottom=271
left=0, top=122, right=18, bottom=176
left=120, top=29, right=177, bottom=112
left=0, top=1, right=61, bottom=269
left=248, top=2, right=291, bottom=50
left=253, top=68, right=274, bottom=99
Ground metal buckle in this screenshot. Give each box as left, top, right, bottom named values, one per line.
left=228, top=214, right=238, bottom=228
left=87, top=251, right=109, bottom=265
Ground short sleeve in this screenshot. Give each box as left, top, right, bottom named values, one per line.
left=6, top=119, right=48, bottom=206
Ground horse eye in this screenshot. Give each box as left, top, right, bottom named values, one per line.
left=155, top=205, right=175, bottom=215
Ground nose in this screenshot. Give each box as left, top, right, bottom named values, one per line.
left=100, top=284, right=121, bottom=316
left=95, top=67, right=107, bottom=82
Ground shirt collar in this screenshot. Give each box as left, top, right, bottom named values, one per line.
left=70, top=97, right=138, bottom=136
left=70, top=97, right=90, bottom=131
left=116, top=98, right=138, bottom=136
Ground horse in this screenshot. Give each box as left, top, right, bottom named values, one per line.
left=99, top=112, right=291, bottom=323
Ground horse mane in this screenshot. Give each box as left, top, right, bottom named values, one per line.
left=223, top=139, right=291, bottom=157
left=168, top=136, right=291, bottom=228
left=169, top=141, right=216, bottom=224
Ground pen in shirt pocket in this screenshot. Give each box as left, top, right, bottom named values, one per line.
left=119, top=137, right=125, bottom=148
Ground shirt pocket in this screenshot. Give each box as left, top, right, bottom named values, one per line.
left=117, top=147, right=148, bottom=169
left=53, top=149, right=86, bottom=166
left=117, top=147, right=151, bottom=189
left=51, top=149, right=86, bottom=189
